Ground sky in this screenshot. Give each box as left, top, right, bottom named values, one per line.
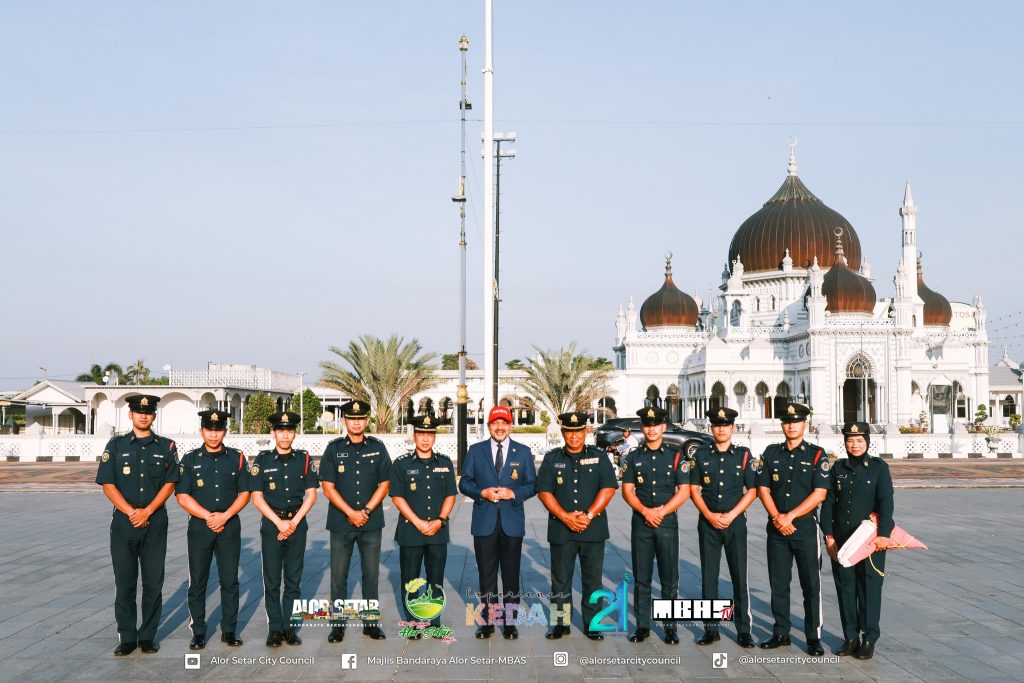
left=2, top=1, right=1023, bottom=391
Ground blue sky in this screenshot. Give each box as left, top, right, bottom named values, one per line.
left=2, top=1, right=1022, bottom=390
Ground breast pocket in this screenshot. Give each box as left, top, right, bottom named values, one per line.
left=148, top=461, right=165, bottom=479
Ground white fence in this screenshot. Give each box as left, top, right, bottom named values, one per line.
left=0, top=433, right=560, bottom=462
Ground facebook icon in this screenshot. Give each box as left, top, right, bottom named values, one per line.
left=341, top=654, right=358, bottom=670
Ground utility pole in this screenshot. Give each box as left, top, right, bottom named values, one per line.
left=491, top=132, right=516, bottom=406
left=453, top=34, right=471, bottom=473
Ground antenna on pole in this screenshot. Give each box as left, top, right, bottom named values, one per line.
left=453, top=34, right=470, bottom=472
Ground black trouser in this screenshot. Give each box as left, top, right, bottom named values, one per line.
left=698, top=514, right=751, bottom=634
left=399, top=543, right=447, bottom=626
left=831, top=546, right=885, bottom=643
left=550, top=540, right=605, bottom=631
left=330, top=528, right=382, bottom=626
left=631, top=517, right=679, bottom=629
left=473, top=520, right=524, bottom=609
left=766, top=520, right=821, bottom=640
left=186, top=515, right=241, bottom=637
left=260, top=516, right=307, bottom=633
left=109, top=507, right=168, bottom=642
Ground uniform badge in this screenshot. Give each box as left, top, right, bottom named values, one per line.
left=339, top=464, right=345, bottom=473
left=511, top=469, right=519, bottom=480
left=703, top=476, right=711, bottom=484
left=179, top=465, right=184, bottom=474
left=197, top=479, right=204, bottom=488
left=837, top=482, right=842, bottom=492
left=787, top=404, right=796, bottom=415
left=621, top=461, right=628, bottom=471
left=123, top=465, right=131, bottom=475
left=556, top=476, right=564, bottom=485
left=251, top=465, right=260, bottom=476
left=752, top=459, right=762, bottom=472
left=269, top=482, right=276, bottom=490
left=410, top=482, right=417, bottom=491
left=821, top=460, right=830, bottom=472
left=140, top=397, right=149, bottom=407
left=772, top=473, right=779, bottom=481
left=101, top=452, right=110, bottom=462
left=637, top=475, right=645, bottom=484
left=680, top=462, right=690, bottom=473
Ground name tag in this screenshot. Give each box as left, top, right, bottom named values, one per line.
left=407, top=468, right=418, bottom=475
left=362, top=451, right=379, bottom=458
left=580, top=457, right=600, bottom=465
left=433, top=467, right=450, bottom=472
left=152, top=454, right=164, bottom=459
left=553, top=463, right=567, bottom=469
left=264, top=467, right=279, bottom=473
left=193, top=465, right=202, bottom=470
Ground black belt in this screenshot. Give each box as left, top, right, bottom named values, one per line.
left=272, top=507, right=300, bottom=519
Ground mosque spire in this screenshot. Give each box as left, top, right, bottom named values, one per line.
left=787, top=136, right=799, bottom=176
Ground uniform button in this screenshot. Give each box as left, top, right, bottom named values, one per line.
left=718, top=494, right=722, bottom=498
left=574, top=500, right=578, bottom=504
left=785, top=493, right=790, bottom=496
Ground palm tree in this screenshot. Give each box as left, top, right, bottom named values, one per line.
left=319, top=335, right=440, bottom=432
left=521, top=342, right=613, bottom=420
left=123, top=359, right=151, bottom=385
left=75, top=363, right=124, bottom=384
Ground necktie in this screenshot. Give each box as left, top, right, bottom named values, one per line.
left=495, top=442, right=504, bottom=476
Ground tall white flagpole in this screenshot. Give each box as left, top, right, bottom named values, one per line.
left=482, top=0, right=495, bottom=428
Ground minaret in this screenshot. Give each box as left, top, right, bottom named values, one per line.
left=625, top=296, right=637, bottom=334
left=615, top=305, right=626, bottom=345
left=899, top=182, right=919, bottom=301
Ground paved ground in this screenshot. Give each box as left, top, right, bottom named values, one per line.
left=2, top=481, right=1023, bottom=682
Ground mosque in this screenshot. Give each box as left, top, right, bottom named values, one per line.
left=610, top=146, right=990, bottom=433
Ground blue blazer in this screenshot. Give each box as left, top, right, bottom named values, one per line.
left=458, top=438, right=537, bottom=537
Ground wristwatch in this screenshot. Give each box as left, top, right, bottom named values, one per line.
left=438, top=517, right=448, bottom=527
left=363, top=507, right=372, bottom=516
left=585, top=511, right=594, bottom=520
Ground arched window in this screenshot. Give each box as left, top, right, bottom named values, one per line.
left=754, top=297, right=760, bottom=312
left=730, top=300, right=742, bottom=326
left=771, top=295, right=777, bottom=310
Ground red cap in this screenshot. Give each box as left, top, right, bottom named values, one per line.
left=488, top=406, right=513, bottom=424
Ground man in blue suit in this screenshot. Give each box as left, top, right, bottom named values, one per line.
left=459, top=405, right=537, bottom=640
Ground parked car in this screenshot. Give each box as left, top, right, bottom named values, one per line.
left=595, top=417, right=713, bottom=458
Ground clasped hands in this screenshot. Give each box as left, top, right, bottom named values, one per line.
left=275, top=517, right=299, bottom=541
left=772, top=512, right=797, bottom=536
left=558, top=510, right=592, bottom=533
left=482, top=487, right=514, bottom=504
left=704, top=510, right=735, bottom=530
left=128, top=507, right=151, bottom=528
left=415, top=518, right=444, bottom=536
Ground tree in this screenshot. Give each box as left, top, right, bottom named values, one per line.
left=123, top=359, right=152, bottom=385
left=587, top=357, right=613, bottom=370
left=75, top=363, right=124, bottom=384
left=244, top=392, right=276, bottom=434
left=442, top=353, right=478, bottom=371
left=521, top=342, right=614, bottom=419
left=319, top=335, right=440, bottom=432
left=505, top=358, right=525, bottom=370
left=291, top=388, right=322, bottom=433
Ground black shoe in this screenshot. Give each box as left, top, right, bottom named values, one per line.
left=662, top=627, right=680, bottom=645
left=284, top=629, right=302, bottom=646
left=584, top=630, right=604, bottom=641
left=502, top=625, right=518, bottom=640
left=266, top=630, right=283, bottom=648
left=759, top=634, right=791, bottom=649
left=737, top=633, right=756, bottom=648
left=220, top=632, right=242, bottom=647
left=836, top=637, right=860, bottom=656
left=696, top=629, right=721, bottom=645
left=113, top=642, right=137, bottom=657
left=627, top=627, right=650, bottom=643
left=806, top=638, right=824, bottom=656
left=854, top=641, right=875, bottom=660
left=475, top=625, right=494, bottom=639
left=363, top=625, right=386, bottom=640
left=189, top=634, right=206, bottom=650
left=545, top=625, right=569, bottom=640
left=139, top=640, right=159, bottom=654
left=328, top=627, right=345, bottom=643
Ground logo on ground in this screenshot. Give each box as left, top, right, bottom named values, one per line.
left=553, top=652, right=569, bottom=667
left=404, top=578, right=446, bottom=621
left=184, top=653, right=201, bottom=670
left=652, top=598, right=733, bottom=621
left=587, top=572, right=633, bottom=633
left=341, top=653, right=358, bottom=670
left=713, top=652, right=728, bottom=669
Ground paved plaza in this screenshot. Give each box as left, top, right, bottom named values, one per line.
left=1, top=477, right=1023, bottom=682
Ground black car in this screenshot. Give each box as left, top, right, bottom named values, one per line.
left=595, top=417, right=713, bottom=458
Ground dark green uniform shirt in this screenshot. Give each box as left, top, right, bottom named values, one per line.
left=621, top=444, right=689, bottom=526
left=690, top=443, right=758, bottom=512
left=247, top=449, right=318, bottom=510
left=536, top=445, right=619, bottom=544
left=175, top=445, right=250, bottom=513
left=755, top=440, right=830, bottom=514
left=318, top=435, right=392, bottom=532
left=96, top=432, right=180, bottom=508
left=820, top=454, right=895, bottom=541
left=389, top=451, right=457, bottom=546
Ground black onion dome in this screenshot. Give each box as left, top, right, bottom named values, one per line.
left=640, top=255, right=699, bottom=329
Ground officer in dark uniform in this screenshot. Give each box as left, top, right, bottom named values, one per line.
left=689, top=407, right=758, bottom=648
left=756, top=402, right=829, bottom=656
left=248, top=411, right=318, bottom=648
left=820, top=421, right=894, bottom=660
left=319, top=399, right=391, bottom=642
left=536, top=411, right=618, bottom=641
left=95, top=394, right=179, bottom=656
left=620, top=406, right=691, bottom=645
left=389, top=415, right=457, bottom=638
left=175, top=409, right=250, bottom=650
